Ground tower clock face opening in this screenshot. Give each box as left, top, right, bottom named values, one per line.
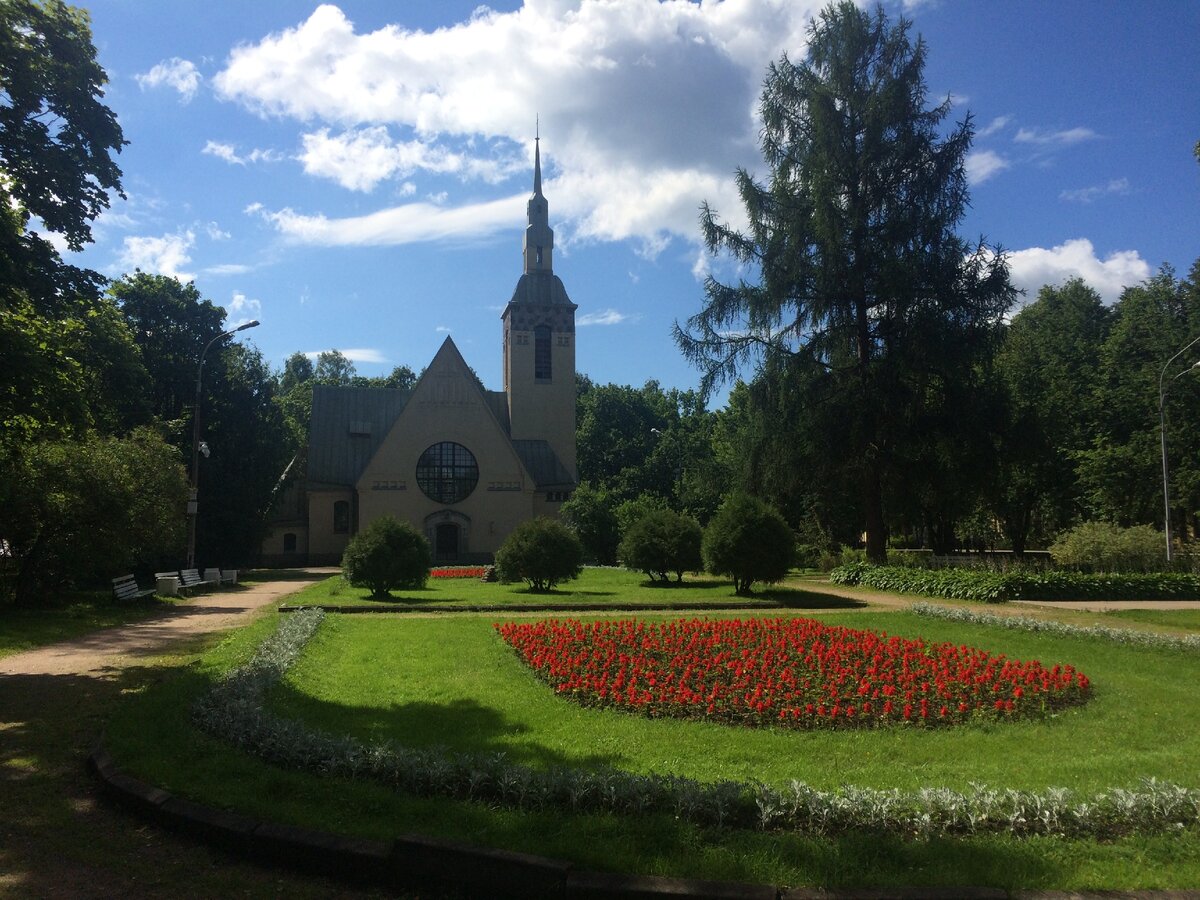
left=415, top=441, right=479, bottom=504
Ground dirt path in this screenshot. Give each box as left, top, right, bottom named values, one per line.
left=0, top=570, right=337, bottom=678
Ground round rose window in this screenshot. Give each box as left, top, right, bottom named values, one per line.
left=415, top=442, right=479, bottom=504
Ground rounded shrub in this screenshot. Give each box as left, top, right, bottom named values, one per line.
left=495, top=517, right=584, bottom=592
left=1049, top=521, right=1164, bottom=573
left=341, top=516, right=432, bottom=598
left=702, top=494, right=795, bottom=595
left=618, top=509, right=703, bottom=583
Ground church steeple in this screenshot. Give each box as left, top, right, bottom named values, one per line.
left=523, top=132, right=553, bottom=274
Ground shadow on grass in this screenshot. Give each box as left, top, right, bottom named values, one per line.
left=754, top=587, right=869, bottom=611
left=267, top=677, right=619, bottom=772
left=95, top=662, right=1091, bottom=892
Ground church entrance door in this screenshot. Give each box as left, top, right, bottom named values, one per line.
left=435, top=522, right=460, bottom=561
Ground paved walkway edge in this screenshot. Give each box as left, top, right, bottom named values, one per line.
left=91, top=744, right=1195, bottom=900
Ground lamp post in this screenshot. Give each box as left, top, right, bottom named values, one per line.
left=1158, top=335, right=1200, bottom=564
left=186, top=319, right=260, bottom=569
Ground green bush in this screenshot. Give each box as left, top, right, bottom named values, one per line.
left=495, top=517, right=584, bottom=592
left=702, top=495, right=795, bottom=595
left=830, top=563, right=1200, bottom=603
left=560, top=484, right=620, bottom=565
left=341, top=516, right=432, bottom=598
left=618, top=509, right=703, bottom=583
left=1049, top=522, right=1164, bottom=573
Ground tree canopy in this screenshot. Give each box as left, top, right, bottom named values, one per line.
left=676, top=1, right=1013, bottom=561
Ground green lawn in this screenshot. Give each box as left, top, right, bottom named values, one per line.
left=1103, top=608, right=1200, bottom=631
left=283, top=567, right=867, bottom=610
left=103, top=598, right=1200, bottom=890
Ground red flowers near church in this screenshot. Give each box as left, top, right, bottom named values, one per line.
left=430, top=566, right=489, bottom=579
left=494, top=617, right=1091, bottom=729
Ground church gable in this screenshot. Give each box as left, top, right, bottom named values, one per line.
left=357, top=337, right=532, bottom=496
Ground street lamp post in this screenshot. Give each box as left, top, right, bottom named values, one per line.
left=186, top=320, right=260, bottom=569
left=1158, top=335, right=1200, bottom=564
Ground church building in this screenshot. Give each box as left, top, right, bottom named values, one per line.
left=261, top=141, right=578, bottom=565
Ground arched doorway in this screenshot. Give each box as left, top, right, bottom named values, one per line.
left=435, top=522, right=459, bottom=561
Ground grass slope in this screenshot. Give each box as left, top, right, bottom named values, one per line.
left=0, top=591, right=185, bottom=660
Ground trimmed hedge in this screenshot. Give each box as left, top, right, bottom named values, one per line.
left=830, top=562, right=1200, bottom=603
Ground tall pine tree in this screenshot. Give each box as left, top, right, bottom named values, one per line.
left=676, top=2, right=1013, bottom=561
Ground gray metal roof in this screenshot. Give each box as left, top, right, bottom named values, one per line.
left=307, top=384, right=411, bottom=486
left=512, top=439, right=576, bottom=489
left=509, top=271, right=574, bottom=306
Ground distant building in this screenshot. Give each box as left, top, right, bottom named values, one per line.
left=261, top=141, right=577, bottom=565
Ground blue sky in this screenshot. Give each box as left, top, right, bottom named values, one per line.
left=60, top=0, right=1200, bottom=404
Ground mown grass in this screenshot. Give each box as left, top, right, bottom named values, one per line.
left=285, top=567, right=865, bottom=611
left=104, top=600, right=1200, bottom=890
left=1104, top=608, right=1200, bottom=631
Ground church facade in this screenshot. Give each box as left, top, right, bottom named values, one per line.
left=261, top=142, right=578, bottom=565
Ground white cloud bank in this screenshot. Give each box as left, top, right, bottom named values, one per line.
left=136, top=58, right=202, bottom=102
left=215, top=1, right=825, bottom=249
left=118, top=230, right=196, bottom=280
left=1059, top=178, right=1130, bottom=204
left=577, top=308, right=640, bottom=326
left=1008, top=238, right=1150, bottom=305
left=225, top=291, right=262, bottom=328
left=304, top=348, right=388, bottom=364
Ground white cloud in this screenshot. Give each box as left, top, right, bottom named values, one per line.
left=965, top=150, right=1010, bottom=185
left=1007, top=238, right=1150, bottom=305
left=1014, top=126, right=1099, bottom=146
left=205, top=263, right=252, bottom=276
left=213, top=0, right=820, bottom=246
left=435, top=325, right=452, bottom=332
left=976, top=115, right=1011, bottom=138
left=226, top=291, right=262, bottom=328
left=117, top=230, right=196, bottom=280
left=249, top=194, right=525, bottom=246
left=206, top=221, right=231, bottom=240
left=577, top=308, right=639, bottom=326
left=136, top=58, right=202, bottom=102
left=304, top=348, right=387, bottom=364
left=298, top=127, right=524, bottom=192
left=1059, top=177, right=1130, bottom=204
left=202, top=140, right=281, bottom=165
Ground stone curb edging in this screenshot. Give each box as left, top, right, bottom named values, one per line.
left=89, top=746, right=1199, bottom=900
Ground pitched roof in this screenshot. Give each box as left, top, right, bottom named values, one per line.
left=307, top=384, right=411, bottom=487
left=512, top=439, right=575, bottom=489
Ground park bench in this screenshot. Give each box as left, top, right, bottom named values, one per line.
left=179, top=568, right=218, bottom=593
left=111, top=574, right=156, bottom=601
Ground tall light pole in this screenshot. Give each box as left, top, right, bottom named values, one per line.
left=186, top=320, right=260, bottom=569
left=1158, top=335, right=1200, bottom=564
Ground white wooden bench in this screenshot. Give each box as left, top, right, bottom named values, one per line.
left=180, top=568, right=218, bottom=592
left=112, top=574, right=156, bottom=601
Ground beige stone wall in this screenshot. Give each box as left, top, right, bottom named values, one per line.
left=506, top=328, right=576, bottom=479
left=307, top=489, right=354, bottom=562
left=356, top=342, right=541, bottom=559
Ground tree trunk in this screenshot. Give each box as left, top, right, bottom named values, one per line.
left=863, top=464, right=887, bottom=564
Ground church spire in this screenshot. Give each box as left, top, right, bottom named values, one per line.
left=523, top=129, right=553, bottom=274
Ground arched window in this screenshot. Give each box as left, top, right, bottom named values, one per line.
left=283, top=533, right=297, bottom=552
left=416, top=442, right=479, bottom=504
left=333, top=500, right=350, bottom=534
left=534, top=324, right=552, bottom=380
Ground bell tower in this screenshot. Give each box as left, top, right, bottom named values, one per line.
left=502, top=135, right=577, bottom=479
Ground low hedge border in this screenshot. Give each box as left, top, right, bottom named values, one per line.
left=909, top=602, right=1200, bottom=652
left=830, top=563, right=1200, bottom=603
left=188, top=609, right=1200, bottom=840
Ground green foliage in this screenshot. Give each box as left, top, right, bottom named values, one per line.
left=1050, top=522, right=1165, bottom=573
left=0, top=429, right=188, bottom=604
left=494, top=517, right=583, bottom=592
left=617, top=509, right=703, bottom=583
left=560, top=483, right=620, bottom=565
left=341, top=516, right=431, bottom=598
left=702, top=495, right=795, bottom=595
left=676, top=3, right=1013, bottom=562
left=831, top=563, right=1200, bottom=603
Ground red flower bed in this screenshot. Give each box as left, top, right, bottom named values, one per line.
left=494, top=617, right=1091, bottom=729
left=430, top=566, right=488, bottom=579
